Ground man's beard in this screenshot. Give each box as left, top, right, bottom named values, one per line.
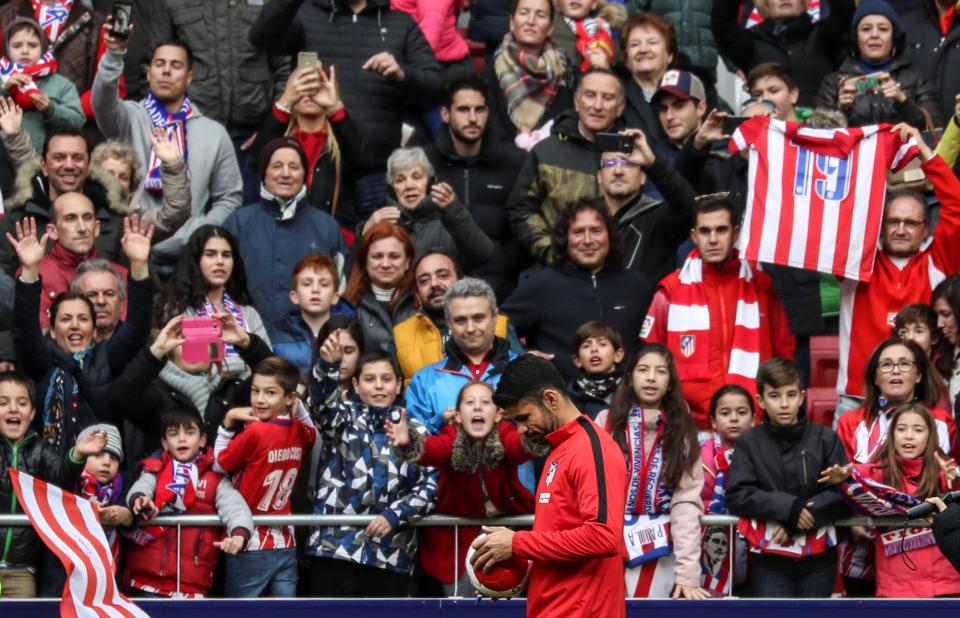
left=451, top=124, right=483, bottom=145
left=521, top=433, right=551, bottom=457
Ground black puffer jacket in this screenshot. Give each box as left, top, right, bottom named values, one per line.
left=501, top=261, right=653, bottom=381
left=887, top=0, right=960, bottom=128
left=712, top=0, right=855, bottom=106
left=248, top=0, right=441, bottom=169
left=387, top=196, right=495, bottom=271
left=727, top=412, right=850, bottom=538
left=816, top=55, right=942, bottom=129
left=14, top=277, right=153, bottom=456
left=424, top=129, right=527, bottom=299
left=933, top=502, right=960, bottom=575
left=0, top=432, right=83, bottom=568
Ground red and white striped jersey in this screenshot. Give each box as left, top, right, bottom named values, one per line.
left=216, top=415, right=317, bottom=551
left=730, top=117, right=917, bottom=282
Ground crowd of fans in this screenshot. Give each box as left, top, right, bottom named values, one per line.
left=0, top=0, right=959, bottom=602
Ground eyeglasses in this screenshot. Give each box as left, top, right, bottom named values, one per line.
left=877, top=359, right=917, bottom=373
left=600, top=159, right=637, bottom=170
left=884, top=217, right=927, bottom=228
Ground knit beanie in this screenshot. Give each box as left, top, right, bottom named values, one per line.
left=3, top=17, right=50, bottom=59
left=852, top=0, right=902, bottom=34
left=77, top=423, right=124, bottom=462
left=257, top=137, right=309, bottom=181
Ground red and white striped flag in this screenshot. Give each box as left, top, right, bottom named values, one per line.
left=10, top=469, right=150, bottom=618
left=730, top=116, right=918, bottom=281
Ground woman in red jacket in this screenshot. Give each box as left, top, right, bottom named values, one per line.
left=821, top=403, right=960, bottom=598
left=385, top=381, right=535, bottom=594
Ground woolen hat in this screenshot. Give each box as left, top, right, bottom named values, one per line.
left=257, top=137, right=309, bottom=181
left=77, top=423, right=124, bottom=462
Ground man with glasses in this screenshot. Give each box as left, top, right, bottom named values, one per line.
left=835, top=128, right=960, bottom=426
left=597, top=129, right=696, bottom=287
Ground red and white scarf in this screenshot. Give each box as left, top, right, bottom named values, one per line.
left=76, top=470, right=123, bottom=564
left=667, top=249, right=761, bottom=391
left=0, top=51, right=57, bottom=109
left=129, top=453, right=205, bottom=545
left=32, top=0, right=73, bottom=43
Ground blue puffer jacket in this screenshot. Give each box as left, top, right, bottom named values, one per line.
left=405, top=336, right=517, bottom=435
left=272, top=304, right=357, bottom=379
left=223, top=192, right=348, bottom=334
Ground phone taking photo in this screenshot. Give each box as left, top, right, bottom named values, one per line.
left=297, top=51, right=319, bottom=71
left=596, top=132, right=634, bottom=154
left=111, top=2, right=132, bottom=40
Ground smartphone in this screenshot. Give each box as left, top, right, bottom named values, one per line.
left=110, top=2, right=132, bottom=40
left=596, top=132, right=633, bottom=154
left=851, top=73, right=882, bottom=95
left=181, top=318, right=225, bottom=364
left=722, top=116, right=749, bottom=135
left=297, top=51, right=319, bottom=71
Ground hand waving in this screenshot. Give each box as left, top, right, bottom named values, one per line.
left=384, top=408, right=411, bottom=448
left=121, top=214, right=154, bottom=279
left=314, top=63, right=343, bottom=114
left=0, top=97, right=23, bottom=135
left=6, top=217, right=49, bottom=280
left=150, top=128, right=181, bottom=165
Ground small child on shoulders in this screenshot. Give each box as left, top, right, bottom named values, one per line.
left=556, top=0, right=616, bottom=72
left=385, top=381, right=536, bottom=595
left=0, top=18, right=84, bottom=153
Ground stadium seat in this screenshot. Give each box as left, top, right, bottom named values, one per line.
left=806, top=387, right=838, bottom=427
left=809, top=335, right=840, bottom=388
left=469, top=39, right=486, bottom=73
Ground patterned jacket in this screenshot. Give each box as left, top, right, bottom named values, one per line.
left=308, top=359, right=437, bottom=575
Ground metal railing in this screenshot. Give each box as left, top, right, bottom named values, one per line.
left=0, top=513, right=931, bottom=598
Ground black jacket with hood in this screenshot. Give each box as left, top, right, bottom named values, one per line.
left=0, top=160, right=127, bottom=276
left=424, top=128, right=527, bottom=299
left=248, top=0, right=441, bottom=170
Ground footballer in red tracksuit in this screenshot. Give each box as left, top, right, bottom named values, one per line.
left=512, top=415, right=628, bottom=617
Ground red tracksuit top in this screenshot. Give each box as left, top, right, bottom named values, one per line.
left=512, top=415, right=628, bottom=618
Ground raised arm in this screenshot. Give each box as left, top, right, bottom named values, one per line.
left=90, top=23, right=134, bottom=140
left=9, top=218, right=54, bottom=378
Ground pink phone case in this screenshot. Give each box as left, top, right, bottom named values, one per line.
left=181, top=318, right=225, bottom=363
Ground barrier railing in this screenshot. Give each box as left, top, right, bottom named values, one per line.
left=0, top=513, right=931, bottom=598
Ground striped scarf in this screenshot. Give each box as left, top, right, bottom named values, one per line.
left=493, top=34, right=566, bottom=131
left=143, top=91, right=192, bottom=194
left=0, top=52, right=57, bottom=109
left=625, top=407, right=672, bottom=515
left=667, top=249, right=761, bottom=391
left=77, top=470, right=123, bottom=563
left=32, top=0, right=72, bottom=43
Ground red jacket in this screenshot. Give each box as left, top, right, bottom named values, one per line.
left=853, top=461, right=960, bottom=598
left=124, top=451, right=238, bottom=597
left=837, top=405, right=956, bottom=464
left=645, top=260, right=795, bottom=428
left=838, top=156, right=960, bottom=397
left=512, top=415, right=628, bottom=618
left=27, top=243, right=127, bottom=329
left=416, top=423, right=534, bottom=583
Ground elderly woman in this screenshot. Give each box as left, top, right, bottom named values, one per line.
left=362, top=147, right=493, bottom=271
left=620, top=13, right=675, bottom=150
left=816, top=0, right=941, bottom=129
left=91, top=134, right=192, bottom=244
left=480, top=0, right=574, bottom=141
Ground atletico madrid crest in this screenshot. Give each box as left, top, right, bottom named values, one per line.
left=680, top=335, right=696, bottom=358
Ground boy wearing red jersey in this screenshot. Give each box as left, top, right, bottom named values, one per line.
left=215, top=356, right=318, bottom=597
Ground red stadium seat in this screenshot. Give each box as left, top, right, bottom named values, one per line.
left=468, top=39, right=486, bottom=73
left=806, top=387, right=838, bottom=427
left=809, top=335, right=840, bottom=388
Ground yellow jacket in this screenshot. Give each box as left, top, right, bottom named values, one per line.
left=393, top=313, right=510, bottom=381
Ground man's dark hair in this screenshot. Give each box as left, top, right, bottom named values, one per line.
left=355, top=350, right=402, bottom=382
left=49, top=291, right=95, bottom=325
left=693, top=194, right=739, bottom=228
left=509, top=0, right=554, bottom=23
left=575, top=68, right=623, bottom=98
left=494, top=354, right=568, bottom=410
left=160, top=407, right=204, bottom=434
left=151, top=38, right=194, bottom=69
left=42, top=126, right=90, bottom=159
left=884, top=189, right=930, bottom=221
left=551, top=199, right=624, bottom=268
left=252, top=356, right=300, bottom=395
left=0, top=370, right=37, bottom=409
left=746, top=62, right=798, bottom=93
left=442, top=72, right=488, bottom=109
left=414, top=248, right=463, bottom=279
